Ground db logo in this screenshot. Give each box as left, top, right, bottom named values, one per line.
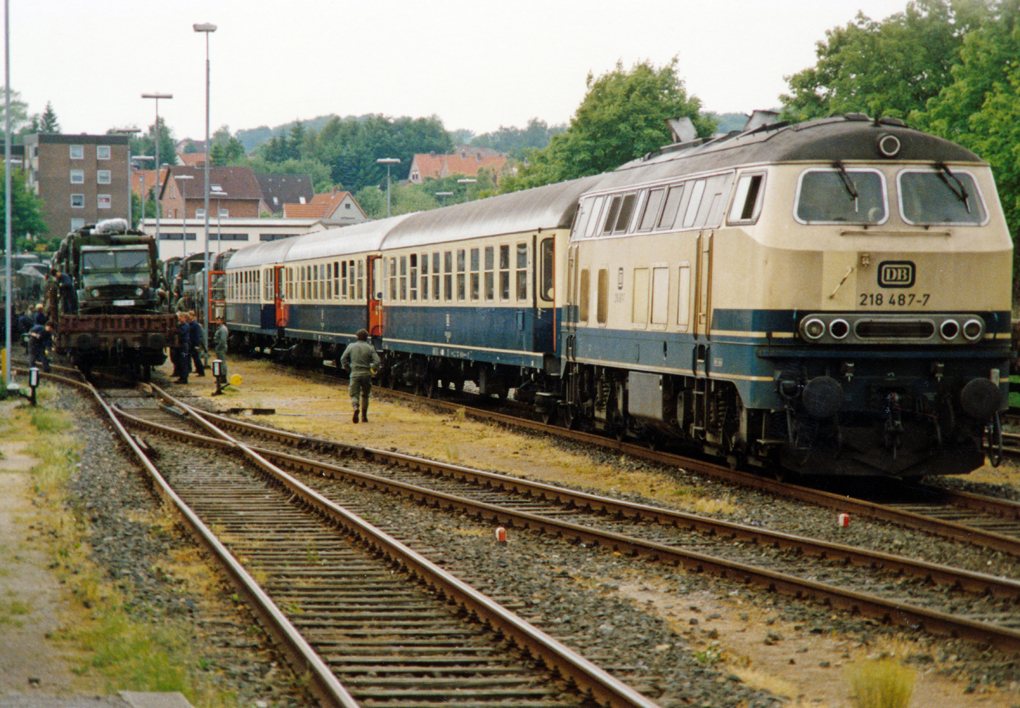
left=878, top=261, right=915, bottom=288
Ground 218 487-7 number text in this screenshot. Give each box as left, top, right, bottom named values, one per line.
left=859, top=293, right=931, bottom=307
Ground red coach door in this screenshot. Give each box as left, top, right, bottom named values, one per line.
left=274, top=265, right=288, bottom=328
left=367, top=255, right=383, bottom=337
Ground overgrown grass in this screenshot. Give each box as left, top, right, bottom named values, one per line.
left=19, top=403, right=244, bottom=707
left=845, top=658, right=916, bottom=708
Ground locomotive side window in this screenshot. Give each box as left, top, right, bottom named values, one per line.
left=682, top=180, right=708, bottom=228
left=516, top=242, right=528, bottom=300
left=657, top=185, right=685, bottom=230
left=500, top=245, right=511, bottom=300
left=540, top=238, right=554, bottom=302
left=579, top=268, right=590, bottom=323
left=898, top=169, right=987, bottom=225
left=796, top=168, right=886, bottom=224
left=637, top=188, right=666, bottom=232
left=601, top=197, right=622, bottom=236
left=584, top=196, right=606, bottom=239
left=729, top=173, right=766, bottom=224
left=484, top=246, right=495, bottom=301
left=596, top=269, right=609, bottom=325
left=613, top=193, right=638, bottom=234
left=572, top=197, right=595, bottom=240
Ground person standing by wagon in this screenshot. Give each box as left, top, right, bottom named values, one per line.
left=339, top=328, right=380, bottom=423
left=187, top=311, right=206, bottom=377
left=28, top=321, right=54, bottom=372
left=174, top=312, right=190, bottom=384
left=213, top=318, right=229, bottom=382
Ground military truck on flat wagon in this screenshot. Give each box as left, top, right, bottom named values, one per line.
left=52, top=218, right=177, bottom=378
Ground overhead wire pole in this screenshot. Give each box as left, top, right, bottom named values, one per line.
left=194, top=22, right=216, bottom=351
left=4, top=0, right=11, bottom=387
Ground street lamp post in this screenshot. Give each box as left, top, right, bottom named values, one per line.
left=457, top=177, right=477, bottom=202
left=174, top=174, right=193, bottom=256
left=435, top=191, right=453, bottom=206
left=377, top=157, right=400, bottom=218
left=211, top=188, right=226, bottom=256
left=194, top=22, right=216, bottom=348
left=141, top=93, right=172, bottom=246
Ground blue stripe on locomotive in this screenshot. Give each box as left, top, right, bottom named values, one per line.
left=570, top=308, right=1013, bottom=411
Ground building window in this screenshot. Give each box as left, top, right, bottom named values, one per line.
left=97, top=145, right=111, bottom=160
left=70, top=194, right=85, bottom=208
left=97, top=170, right=111, bottom=184
left=69, top=145, right=84, bottom=160
left=70, top=170, right=84, bottom=184
left=98, top=194, right=112, bottom=209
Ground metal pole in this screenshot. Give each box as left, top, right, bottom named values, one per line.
left=194, top=23, right=216, bottom=351
left=4, top=0, right=11, bottom=386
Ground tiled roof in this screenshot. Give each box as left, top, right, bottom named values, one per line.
left=408, top=150, right=508, bottom=183
left=162, top=165, right=265, bottom=201
left=256, top=174, right=315, bottom=214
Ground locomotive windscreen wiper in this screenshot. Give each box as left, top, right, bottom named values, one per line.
left=936, top=162, right=972, bottom=213
left=832, top=160, right=859, bottom=211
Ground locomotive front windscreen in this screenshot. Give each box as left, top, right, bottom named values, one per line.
left=898, top=169, right=987, bottom=225
left=795, top=168, right=886, bottom=224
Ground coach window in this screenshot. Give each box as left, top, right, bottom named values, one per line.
left=657, top=184, right=686, bottom=230
left=499, top=245, right=511, bottom=300
left=389, top=257, right=397, bottom=301
left=579, top=268, right=591, bottom=323
left=410, top=254, right=418, bottom=301
left=470, top=248, right=480, bottom=300
left=632, top=268, right=648, bottom=325
left=315, top=265, right=321, bottom=300
left=444, top=251, right=453, bottom=301
left=420, top=253, right=428, bottom=301
left=539, top=238, right=554, bottom=301
left=484, top=246, right=495, bottom=301
left=400, top=255, right=408, bottom=301
left=432, top=252, right=441, bottom=301
left=728, top=173, right=766, bottom=224
left=516, top=242, right=528, bottom=300
left=356, top=260, right=364, bottom=300
left=457, top=249, right=467, bottom=300
left=796, top=168, right=886, bottom=224
left=596, top=269, right=609, bottom=325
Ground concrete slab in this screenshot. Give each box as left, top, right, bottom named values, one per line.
left=117, top=693, right=194, bottom=708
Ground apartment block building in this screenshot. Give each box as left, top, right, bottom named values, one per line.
left=24, top=133, right=131, bottom=237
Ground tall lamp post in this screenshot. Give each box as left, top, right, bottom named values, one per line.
left=377, top=157, right=400, bottom=218
left=458, top=177, right=477, bottom=203
left=141, top=93, right=172, bottom=246
left=4, top=0, right=11, bottom=386
left=194, top=21, right=216, bottom=349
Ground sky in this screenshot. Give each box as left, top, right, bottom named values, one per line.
left=11, top=0, right=915, bottom=142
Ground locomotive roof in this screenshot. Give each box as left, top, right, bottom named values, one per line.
left=598, top=114, right=985, bottom=190
left=380, top=175, right=605, bottom=249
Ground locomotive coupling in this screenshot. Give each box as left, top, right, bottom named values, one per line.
left=960, top=377, right=1003, bottom=422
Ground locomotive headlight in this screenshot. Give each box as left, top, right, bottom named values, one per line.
left=940, top=320, right=960, bottom=340
left=962, top=318, right=984, bottom=341
left=801, top=317, right=826, bottom=341
left=829, top=319, right=850, bottom=340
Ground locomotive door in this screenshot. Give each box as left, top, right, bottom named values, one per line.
left=367, top=255, right=383, bottom=337
left=693, top=232, right=713, bottom=338
left=274, top=265, right=288, bottom=328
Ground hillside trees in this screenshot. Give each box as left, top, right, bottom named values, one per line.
left=501, top=58, right=715, bottom=192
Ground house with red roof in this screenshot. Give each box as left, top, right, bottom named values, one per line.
left=408, top=146, right=510, bottom=185
left=283, top=188, right=367, bottom=226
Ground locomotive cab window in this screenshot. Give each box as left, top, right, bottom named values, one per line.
left=795, top=168, right=886, bottom=224
left=898, top=168, right=987, bottom=225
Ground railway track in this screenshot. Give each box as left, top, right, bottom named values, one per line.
left=110, top=384, right=1020, bottom=657
left=81, top=379, right=663, bottom=708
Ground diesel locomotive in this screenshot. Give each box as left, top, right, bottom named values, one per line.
left=224, top=114, right=1013, bottom=478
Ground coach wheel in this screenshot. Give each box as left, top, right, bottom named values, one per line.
left=423, top=375, right=438, bottom=399
left=540, top=406, right=557, bottom=426
left=563, top=405, right=580, bottom=431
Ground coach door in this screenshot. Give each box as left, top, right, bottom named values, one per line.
left=274, top=265, right=288, bottom=328
left=367, top=255, right=383, bottom=337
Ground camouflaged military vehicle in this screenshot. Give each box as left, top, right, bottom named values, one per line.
left=52, top=218, right=178, bottom=377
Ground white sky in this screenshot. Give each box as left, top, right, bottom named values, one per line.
left=11, top=0, right=912, bottom=141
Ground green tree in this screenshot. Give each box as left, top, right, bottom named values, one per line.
left=0, top=88, right=30, bottom=135
left=780, top=0, right=993, bottom=122
left=470, top=118, right=565, bottom=159
left=1, top=166, right=48, bottom=238
left=38, top=102, right=60, bottom=133
left=502, top=58, right=713, bottom=192
left=131, top=118, right=178, bottom=169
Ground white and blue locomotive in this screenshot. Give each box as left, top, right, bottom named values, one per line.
left=225, top=114, right=1013, bottom=477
